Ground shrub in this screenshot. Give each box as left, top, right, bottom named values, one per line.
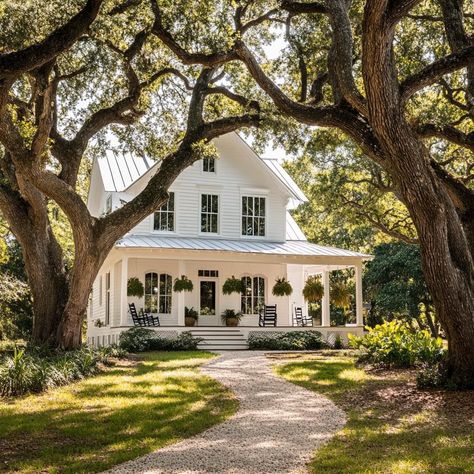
left=0, top=345, right=118, bottom=398
left=119, top=328, right=202, bottom=352
left=416, top=362, right=450, bottom=389
left=333, top=334, right=344, bottom=349
left=248, top=331, right=324, bottom=350
left=349, top=321, right=444, bottom=368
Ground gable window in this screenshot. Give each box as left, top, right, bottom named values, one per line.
left=242, top=196, right=266, bottom=237
left=154, top=192, right=175, bottom=232
left=241, top=276, right=265, bottom=314
left=201, top=194, right=219, bottom=233
left=203, top=157, right=215, bottom=173
left=145, top=272, right=172, bottom=314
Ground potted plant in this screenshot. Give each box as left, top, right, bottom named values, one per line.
left=272, top=277, right=293, bottom=297
left=331, top=281, right=352, bottom=308
left=173, top=275, right=193, bottom=293
left=303, top=275, right=324, bottom=302
left=221, top=309, right=243, bottom=327
left=185, top=306, right=199, bottom=327
left=127, top=277, right=144, bottom=298
left=222, top=276, right=244, bottom=295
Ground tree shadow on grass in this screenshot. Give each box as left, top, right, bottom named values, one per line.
left=276, top=356, right=474, bottom=474
left=0, top=351, right=237, bottom=474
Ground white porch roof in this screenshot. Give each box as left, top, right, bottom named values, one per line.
left=116, top=234, right=370, bottom=259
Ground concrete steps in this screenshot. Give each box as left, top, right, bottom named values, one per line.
left=189, top=328, right=248, bottom=350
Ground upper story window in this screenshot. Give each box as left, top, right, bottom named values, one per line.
left=242, top=196, right=266, bottom=237
left=203, top=157, right=215, bottom=173
left=154, top=192, right=175, bottom=232
left=241, top=276, right=265, bottom=314
left=201, top=194, right=219, bottom=233
left=144, top=272, right=172, bottom=314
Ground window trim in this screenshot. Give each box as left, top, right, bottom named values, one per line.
left=198, top=275, right=219, bottom=316
left=199, top=192, right=220, bottom=236
left=240, top=194, right=267, bottom=239
left=152, top=192, right=176, bottom=234
left=105, top=272, right=111, bottom=325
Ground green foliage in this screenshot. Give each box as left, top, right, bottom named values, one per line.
left=0, top=345, right=119, bottom=397
left=127, top=277, right=144, bottom=298
left=364, top=243, right=436, bottom=331
left=184, top=306, right=198, bottom=320
left=173, top=275, right=194, bottom=293
left=220, top=309, right=243, bottom=324
left=222, top=276, right=244, bottom=295
left=302, top=275, right=324, bottom=302
left=118, top=328, right=202, bottom=353
left=330, top=281, right=352, bottom=308
left=248, top=331, right=324, bottom=350
left=349, top=321, right=444, bottom=368
left=416, top=362, right=452, bottom=390
left=333, top=335, right=343, bottom=350
left=272, top=277, right=293, bottom=297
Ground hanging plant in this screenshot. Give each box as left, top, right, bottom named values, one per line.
left=222, top=276, right=244, bottom=295
left=173, top=275, right=194, bottom=293
left=331, top=282, right=352, bottom=308
left=303, top=276, right=324, bottom=302
left=272, top=277, right=293, bottom=297
left=127, top=277, right=144, bottom=298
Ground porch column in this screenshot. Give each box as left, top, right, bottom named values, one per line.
left=355, top=262, right=364, bottom=326
left=321, top=270, right=330, bottom=327
left=177, top=260, right=185, bottom=326
left=120, top=257, right=129, bottom=326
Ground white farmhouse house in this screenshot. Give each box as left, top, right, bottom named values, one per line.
left=86, top=132, right=369, bottom=349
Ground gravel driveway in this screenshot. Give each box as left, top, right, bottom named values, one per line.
left=104, top=351, right=346, bottom=474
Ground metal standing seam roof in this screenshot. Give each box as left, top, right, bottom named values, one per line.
left=286, top=212, right=307, bottom=241
left=96, top=138, right=308, bottom=203
left=115, top=234, right=370, bottom=259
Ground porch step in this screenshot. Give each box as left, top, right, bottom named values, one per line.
left=189, top=328, right=248, bottom=350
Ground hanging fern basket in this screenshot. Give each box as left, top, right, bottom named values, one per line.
left=127, top=277, right=144, bottom=298
left=331, top=282, right=352, bottom=308
left=173, top=275, right=194, bottom=293
left=222, top=276, right=244, bottom=295
left=302, top=276, right=324, bottom=302
left=272, top=277, right=293, bottom=297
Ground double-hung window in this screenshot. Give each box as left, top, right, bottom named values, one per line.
left=154, top=192, right=175, bottom=232
left=201, top=194, right=219, bottom=233
left=242, top=196, right=266, bottom=237
left=145, top=272, right=172, bottom=314
left=241, top=276, right=265, bottom=314
left=203, top=157, right=215, bottom=173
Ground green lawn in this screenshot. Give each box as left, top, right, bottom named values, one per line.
left=274, top=354, right=474, bottom=474
left=0, top=351, right=237, bottom=474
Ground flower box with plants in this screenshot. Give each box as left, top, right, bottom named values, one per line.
left=184, top=307, right=199, bottom=327
left=221, top=309, right=243, bottom=327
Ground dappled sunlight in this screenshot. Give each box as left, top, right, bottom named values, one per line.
left=0, top=351, right=238, bottom=474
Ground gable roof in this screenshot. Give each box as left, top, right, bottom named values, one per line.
left=94, top=133, right=308, bottom=204
left=286, top=212, right=306, bottom=241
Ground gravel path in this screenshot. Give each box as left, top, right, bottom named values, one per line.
left=104, top=351, right=346, bottom=474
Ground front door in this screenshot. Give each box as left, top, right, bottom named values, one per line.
left=200, top=280, right=216, bottom=316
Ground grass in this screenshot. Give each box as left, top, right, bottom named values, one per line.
left=0, top=351, right=237, bottom=473
left=274, top=353, right=474, bottom=474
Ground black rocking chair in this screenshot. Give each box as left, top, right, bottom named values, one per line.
left=259, top=304, right=277, bottom=327
left=294, top=306, right=313, bottom=327
left=129, top=303, right=160, bottom=327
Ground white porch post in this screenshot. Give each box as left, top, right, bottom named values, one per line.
left=177, top=260, right=185, bottom=326
left=321, top=270, right=331, bottom=327
left=355, top=262, right=364, bottom=327
left=120, top=257, right=129, bottom=326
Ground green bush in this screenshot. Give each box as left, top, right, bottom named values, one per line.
left=416, top=362, right=450, bottom=389
left=119, top=328, right=202, bottom=352
left=349, top=321, right=444, bottom=368
left=248, top=331, right=324, bottom=350
left=0, top=345, right=120, bottom=398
